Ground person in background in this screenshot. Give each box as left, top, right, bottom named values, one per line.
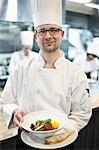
left=73, top=42, right=99, bottom=81
left=0, top=0, right=91, bottom=139
left=9, top=31, right=38, bottom=73
left=80, top=28, right=93, bottom=52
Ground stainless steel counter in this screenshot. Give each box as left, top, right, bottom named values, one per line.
left=0, top=112, right=18, bottom=141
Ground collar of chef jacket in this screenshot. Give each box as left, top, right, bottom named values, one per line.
left=37, top=50, right=65, bottom=68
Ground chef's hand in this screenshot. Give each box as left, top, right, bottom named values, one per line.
left=13, top=109, right=25, bottom=127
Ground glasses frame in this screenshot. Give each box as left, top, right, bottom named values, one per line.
left=35, top=28, right=62, bottom=36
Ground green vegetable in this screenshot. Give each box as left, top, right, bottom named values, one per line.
left=36, top=118, right=52, bottom=124
left=44, top=118, right=51, bottom=123
left=36, top=120, right=42, bottom=124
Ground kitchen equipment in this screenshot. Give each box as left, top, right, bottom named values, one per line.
left=0, top=0, right=33, bottom=22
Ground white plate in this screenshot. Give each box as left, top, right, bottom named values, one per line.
left=21, top=129, right=78, bottom=149
left=21, top=110, right=69, bottom=134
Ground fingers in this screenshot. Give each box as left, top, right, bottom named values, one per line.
left=14, top=114, right=21, bottom=127
left=13, top=109, right=25, bottom=127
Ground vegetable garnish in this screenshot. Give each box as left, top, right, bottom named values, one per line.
left=30, top=118, right=60, bottom=131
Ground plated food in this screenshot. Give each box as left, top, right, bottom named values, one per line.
left=21, top=110, right=69, bottom=138
left=45, top=129, right=75, bottom=144
left=30, top=118, right=59, bottom=131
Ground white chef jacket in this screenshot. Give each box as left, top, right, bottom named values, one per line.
left=9, top=50, right=38, bottom=73
left=0, top=52, right=92, bottom=132
left=73, top=53, right=99, bottom=79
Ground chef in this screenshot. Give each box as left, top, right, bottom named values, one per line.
left=73, top=42, right=99, bottom=80
left=0, top=0, right=91, bottom=134
left=9, top=30, right=38, bottom=73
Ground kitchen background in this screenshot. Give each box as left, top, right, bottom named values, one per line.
left=0, top=0, right=99, bottom=90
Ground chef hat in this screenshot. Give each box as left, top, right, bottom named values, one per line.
left=32, top=0, right=62, bottom=29
left=87, top=42, right=98, bottom=56
left=20, top=31, right=33, bottom=46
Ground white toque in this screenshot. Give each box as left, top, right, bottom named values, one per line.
left=32, top=0, right=62, bottom=29
left=20, top=31, right=34, bottom=46
left=87, top=42, right=99, bottom=56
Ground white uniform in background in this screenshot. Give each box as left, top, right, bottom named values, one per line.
left=73, top=42, right=99, bottom=79
left=73, top=53, right=99, bottom=78
left=9, top=50, right=38, bottom=73
left=9, top=31, right=38, bottom=73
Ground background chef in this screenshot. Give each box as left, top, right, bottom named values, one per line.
left=9, top=30, right=38, bottom=73
left=73, top=42, right=99, bottom=80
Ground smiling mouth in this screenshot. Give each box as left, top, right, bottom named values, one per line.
left=44, top=41, right=54, bottom=45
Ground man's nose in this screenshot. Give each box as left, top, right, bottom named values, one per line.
left=45, top=31, right=52, bottom=37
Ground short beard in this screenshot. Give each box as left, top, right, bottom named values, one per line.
left=42, top=45, right=59, bottom=54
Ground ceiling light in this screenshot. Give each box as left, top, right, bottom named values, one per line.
left=68, top=0, right=92, bottom=4
left=85, top=3, right=99, bottom=9
left=6, top=0, right=17, bottom=21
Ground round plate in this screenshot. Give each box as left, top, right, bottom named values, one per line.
left=20, top=110, right=69, bottom=133
left=21, top=129, right=78, bottom=149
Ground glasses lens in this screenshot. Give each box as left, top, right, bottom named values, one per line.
left=36, top=28, right=62, bottom=36
left=36, top=30, right=46, bottom=36
left=49, top=28, right=61, bottom=35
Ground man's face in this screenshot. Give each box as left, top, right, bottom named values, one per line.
left=22, top=45, right=32, bottom=56
left=34, top=24, right=64, bottom=53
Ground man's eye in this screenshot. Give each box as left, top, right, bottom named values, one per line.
left=50, top=29, right=58, bottom=32
left=39, top=30, right=46, bottom=34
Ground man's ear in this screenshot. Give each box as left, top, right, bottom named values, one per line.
left=34, top=33, right=38, bottom=42
left=61, top=31, right=64, bottom=40
left=61, top=30, right=64, bottom=37
left=34, top=33, right=37, bottom=39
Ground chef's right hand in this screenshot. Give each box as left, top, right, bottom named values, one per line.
left=13, top=109, right=25, bottom=127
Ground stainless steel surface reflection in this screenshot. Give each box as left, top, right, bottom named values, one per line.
left=0, top=0, right=33, bottom=22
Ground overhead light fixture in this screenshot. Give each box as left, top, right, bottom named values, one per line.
left=6, top=0, right=17, bottom=21
left=85, top=3, right=99, bottom=9
left=68, top=0, right=92, bottom=4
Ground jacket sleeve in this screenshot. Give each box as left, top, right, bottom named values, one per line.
left=0, top=66, right=22, bottom=127
left=68, top=67, right=92, bottom=132
left=8, top=53, right=17, bottom=73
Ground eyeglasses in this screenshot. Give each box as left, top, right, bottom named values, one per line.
left=35, top=28, right=62, bottom=36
